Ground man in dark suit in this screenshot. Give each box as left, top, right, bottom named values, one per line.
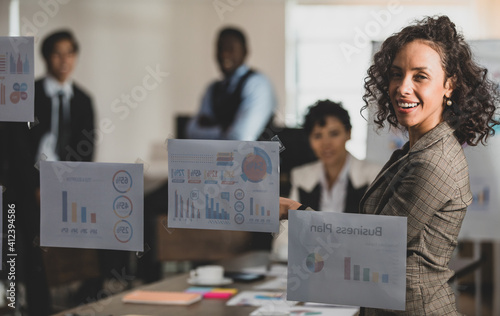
left=21, top=30, right=96, bottom=314
left=31, top=30, right=94, bottom=164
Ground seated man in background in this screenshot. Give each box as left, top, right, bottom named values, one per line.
left=271, top=100, right=381, bottom=260
left=186, top=26, right=276, bottom=141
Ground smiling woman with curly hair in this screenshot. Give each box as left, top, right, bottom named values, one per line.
left=280, top=15, right=499, bottom=315
left=363, top=15, right=499, bottom=146
left=358, top=15, right=500, bottom=315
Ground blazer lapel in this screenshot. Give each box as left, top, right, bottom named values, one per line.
left=360, top=143, right=409, bottom=214
left=360, top=122, right=455, bottom=215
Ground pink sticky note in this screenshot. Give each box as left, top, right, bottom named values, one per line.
left=203, top=292, right=233, bottom=299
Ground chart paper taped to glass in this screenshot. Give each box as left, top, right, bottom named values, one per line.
left=168, top=139, right=279, bottom=233
left=287, top=211, right=406, bottom=310
left=0, top=37, right=34, bottom=122
left=40, top=161, right=143, bottom=251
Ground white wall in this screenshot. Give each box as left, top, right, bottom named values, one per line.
left=15, top=0, right=286, bottom=168
left=0, top=0, right=10, bottom=35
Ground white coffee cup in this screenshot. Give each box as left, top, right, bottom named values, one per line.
left=190, top=265, right=224, bottom=283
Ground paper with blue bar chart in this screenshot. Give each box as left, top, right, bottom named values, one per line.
left=0, top=37, right=34, bottom=122
left=287, top=211, right=406, bottom=310
left=40, top=161, right=143, bottom=251
left=167, top=139, right=279, bottom=232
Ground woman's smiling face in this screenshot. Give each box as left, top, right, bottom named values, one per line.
left=389, top=40, right=453, bottom=141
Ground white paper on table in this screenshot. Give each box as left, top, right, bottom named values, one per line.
left=242, top=264, right=288, bottom=277
left=40, top=161, right=144, bottom=251
left=0, top=37, right=34, bottom=122
left=168, top=139, right=279, bottom=233
left=287, top=211, right=406, bottom=310
left=253, top=276, right=287, bottom=291
left=226, top=291, right=295, bottom=307
left=251, top=304, right=359, bottom=316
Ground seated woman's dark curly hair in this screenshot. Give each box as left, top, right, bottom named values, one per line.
left=362, top=15, right=499, bottom=146
left=303, top=99, right=351, bottom=136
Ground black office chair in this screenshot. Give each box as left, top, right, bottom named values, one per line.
left=176, top=115, right=192, bottom=139
left=275, top=127, right=317, bottom=197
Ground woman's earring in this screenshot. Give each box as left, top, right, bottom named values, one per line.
left=446, top=98, right=453, bottom=106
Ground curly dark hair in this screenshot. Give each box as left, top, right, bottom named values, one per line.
left=362, top=15, right=499, bottom=146
left=303, top=99, right=351, bottom=136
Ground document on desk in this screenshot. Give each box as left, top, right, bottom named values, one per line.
left=167, top=139, right=279, bottom=232
left=0, top=37, right=35, bottom=122
left=251, top=305, right=359, bottom=316
left=287, top=211, right=406, bottom=310
left=40, top=161, right=144, bottom=251
left=226, top=291, right=295, bottom=307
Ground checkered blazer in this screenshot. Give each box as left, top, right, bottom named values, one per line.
left=359, top=122, right=472, bottom=316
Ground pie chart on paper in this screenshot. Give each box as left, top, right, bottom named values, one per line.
left=306, top=253, right=325, bottom=273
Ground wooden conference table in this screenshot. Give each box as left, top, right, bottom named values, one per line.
left=53, top=251, right=280, bottom=316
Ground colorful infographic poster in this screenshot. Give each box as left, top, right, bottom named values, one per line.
left=287, top=211, right=406, bottom=310
left=168, top=139, right=279, bottom=233
left=0, top=37, right=34, bottom=122
left=40, top=161, right=143, bottom=251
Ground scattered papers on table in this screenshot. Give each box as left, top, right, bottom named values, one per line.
left=226, top=291, right=296, bottom=307
left=250, top=304, right=359, bottom=316
left=241, top=264, right=288, bottom=277
left=252, top=276, right=287, bottom=291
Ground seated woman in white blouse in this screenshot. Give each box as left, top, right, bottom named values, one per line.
left=271, top=100, right=381, bottom=260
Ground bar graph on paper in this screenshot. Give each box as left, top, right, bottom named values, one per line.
left=171, top=190, right=274, bottom=225
left=62, top=191, right=97, bottom=224
left=0, top=37, right=35, bottom=122
left=40, top=161, right=144, bottom=251
left=344, top=257, right=389, bottom=284
left=246, top=197, right=272, bottom=224
left=172, top=190, right=226, bottom=221
left=169, top=189, right=275, bottom=228
left=0, top=52, right=30, bottom=75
